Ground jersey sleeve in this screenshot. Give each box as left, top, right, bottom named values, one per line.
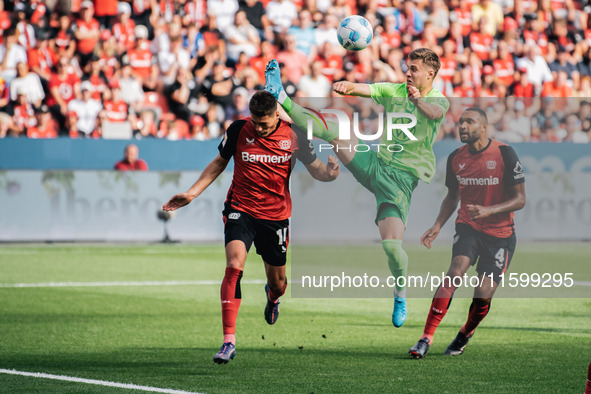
left=369, top=83, right=405, bottom=106
left=218, top=119, right=246, bottom=160
left=499, top=145, right=525, bottom=186
left=427, top=95, right=451, bottom=119
left=292, top=126, right=317, bottom=165
left=445, top=148, right=460, bottom=190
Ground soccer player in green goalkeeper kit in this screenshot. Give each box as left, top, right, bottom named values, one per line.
left=265, top=48, right=449, bottom=327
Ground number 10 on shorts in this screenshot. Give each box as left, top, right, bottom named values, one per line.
left=276, top=228, right=288, bottom=246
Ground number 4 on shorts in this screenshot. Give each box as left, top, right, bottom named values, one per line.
left=494, top=248, right=505, bottom=269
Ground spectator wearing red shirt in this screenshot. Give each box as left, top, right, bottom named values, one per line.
left=27, top=30, right=58, bottom=86
left=114, top=143, right=149, bottom=171
left=112, top=2, right=136, bottom=54
left=93, top=0, right=118, bottom=28
left=379, top=15, right=402, bottom=61
left=103, top=80, right=129, bottom=123
left=249, top=40, right=276, bottom=84
left=188, top=114, right=209, bottom=140
left=66, top=110, right=81, bottom=138
left=74, top=1, right=100, bottom=67
left=480, top=64, right=504, bottom=97
left=0, top=76, right=9, bottom=109
left=11, top=90, right=36, bottom=135
left=470, top=16, right=493, bottom=61
left=29, top=1, right=47, bottom=26
left=48, top=58, right=81, bottom=132
left=183, top=0, right=207, bottom=30
left=27, top=104, right=58, bottom=138
left=50, top=14, right=76, bottom=59
left=542, top=70, right=572, bottom=99
left=316, top=41, right=344, bottom=83
left=0, top=0, right=12, bottom=44
left=549, top=19, right=577, bottom=55
left=493, top=40, right=514, bottom=88
left=512, top=66, right=534, bottom=100
left=453, top=66, right=481, bottom=98
left=96, top=29, right=118, bottom=79
left=128, top=24, right=152, bottom=82
left=453, top=0, right=473, bottom=37
left=276, top=34, right=309, bottom=85
left=438, top=40, right=457, bottom=96
left=522, top=16, right=549, bottom=56
left=83, top=55, right=108, bottom=101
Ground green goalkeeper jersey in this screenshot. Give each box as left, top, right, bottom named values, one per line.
left=368, top=82, right=449, bottom=183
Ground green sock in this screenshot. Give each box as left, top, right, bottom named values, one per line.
left=382, top=239, right=408, bottom=294
left=279, top=97, right=339, bottom=142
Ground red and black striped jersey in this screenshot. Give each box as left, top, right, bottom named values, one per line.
left=446, top=138, right=525, bottom=238
left=218, top=118, right=316, bottom=221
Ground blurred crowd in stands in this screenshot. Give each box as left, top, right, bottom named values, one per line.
left=0, top=0, right=590, bottom=143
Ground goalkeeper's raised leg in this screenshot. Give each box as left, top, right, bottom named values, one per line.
left=264, top=59, right=359, bottom=167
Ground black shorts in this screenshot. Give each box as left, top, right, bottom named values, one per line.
left=223, top=208, right=289, bottom=267
left=452, top=223, right=516, bottom=283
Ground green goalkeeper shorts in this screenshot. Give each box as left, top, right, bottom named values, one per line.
left=345, top=144, right=419, bottom=226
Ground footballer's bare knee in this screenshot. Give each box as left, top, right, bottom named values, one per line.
left=225, top=241, right=247, bottom=270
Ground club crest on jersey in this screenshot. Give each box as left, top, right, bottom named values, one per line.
left=486, top=160, right=497, bottom=170
left=246, top=137, right=255, bottom=145
left=228, top=212, right=241, bottom=220
left=279, top=140, right=291, bottom=150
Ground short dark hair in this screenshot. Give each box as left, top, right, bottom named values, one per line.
left=409, top=48, right=441, bottom=77
left=465, top=107, right=488, bottom=124
left=249, top=90, right=277, bottom=118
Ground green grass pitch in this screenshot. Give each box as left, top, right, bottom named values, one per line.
left=0, top=244, right=589, bottom=393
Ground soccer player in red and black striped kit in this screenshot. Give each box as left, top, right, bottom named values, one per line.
left=409, top=107, right=526, bottom=358
left=162, top=91, right=340, bottom=364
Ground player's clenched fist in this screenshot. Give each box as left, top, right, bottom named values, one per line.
left=407, top=85, right=420, bottom=104
left=333, top=81, right=354, bottom=95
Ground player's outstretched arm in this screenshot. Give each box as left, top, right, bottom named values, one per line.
left=162, top=154, right=230, bottom=212
left=467, top=183, right=526, bottom=220
left=304, top=155, right=341, bottom=182
left=332, top=81, right=371, bottom=97
left=421, top=187, right=459, bottom=249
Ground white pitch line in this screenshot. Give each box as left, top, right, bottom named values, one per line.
left=0, top=369, right=203, bottom=394
left=0, top=279, right=266, bottom=288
